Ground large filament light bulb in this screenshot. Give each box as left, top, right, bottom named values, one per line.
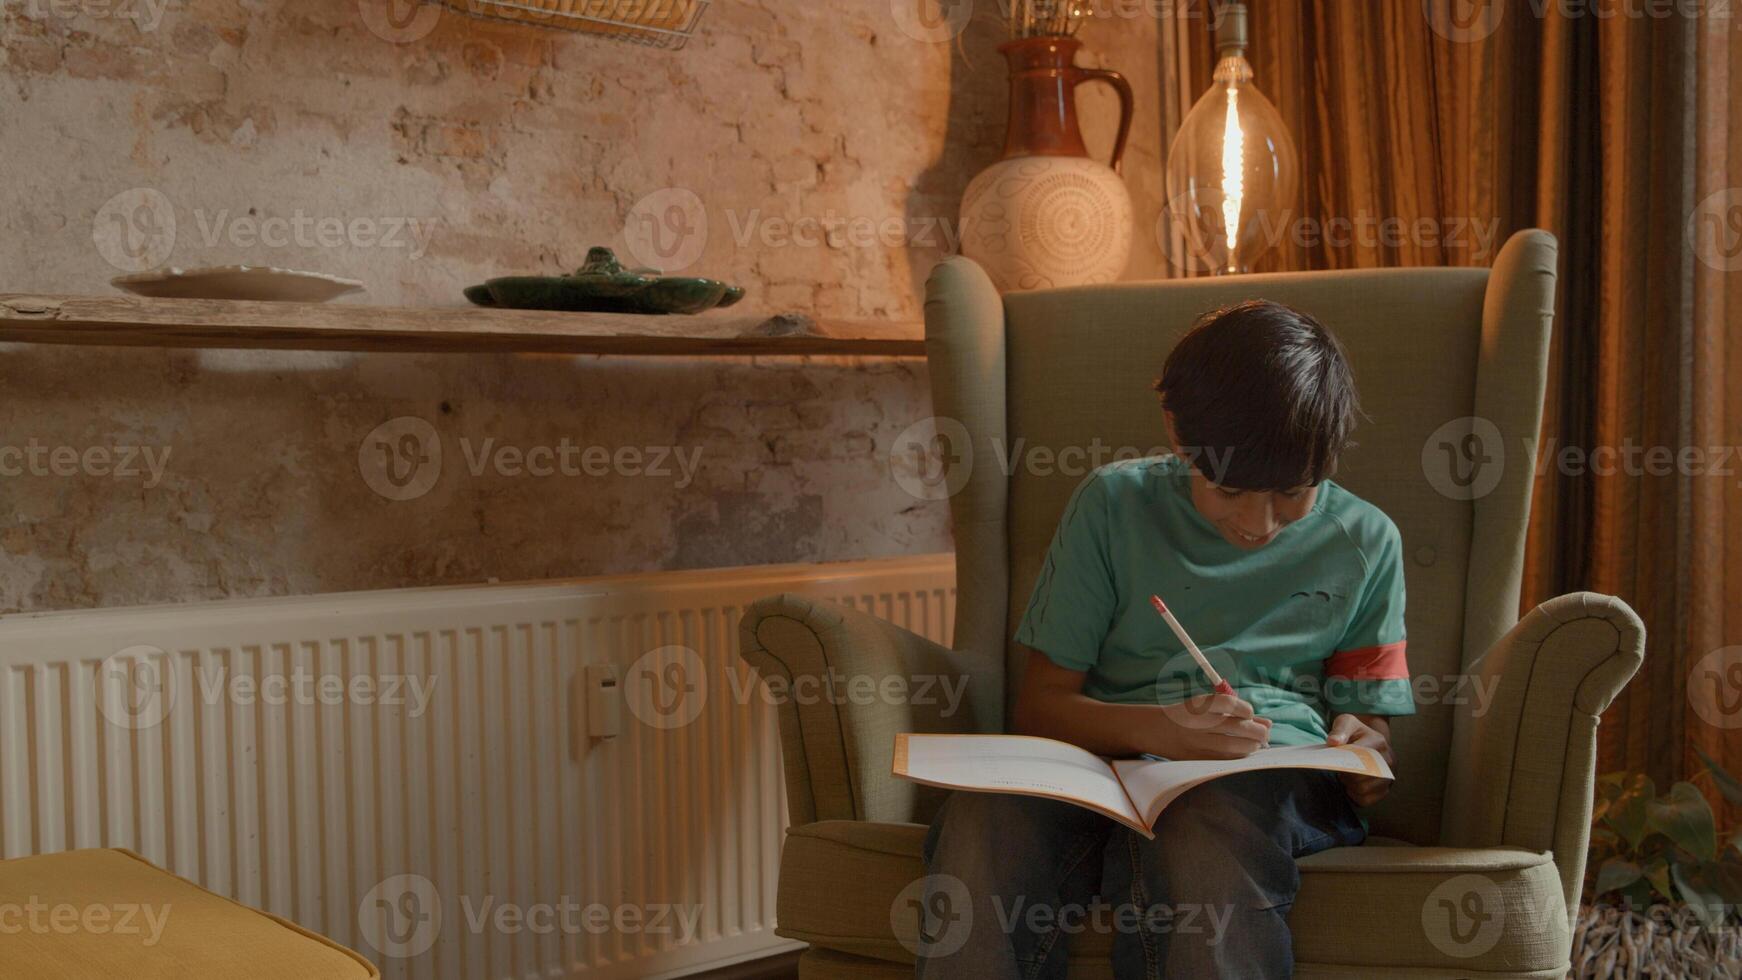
left=1164, top=3, right=1297, bottom=275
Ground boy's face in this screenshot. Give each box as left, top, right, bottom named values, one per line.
left=1165, top=411, right=1321, bottom=550
left=1183, top=473, right=1319, bottom=550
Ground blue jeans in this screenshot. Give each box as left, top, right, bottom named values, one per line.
left=915, top=769, right=1365, bottom=979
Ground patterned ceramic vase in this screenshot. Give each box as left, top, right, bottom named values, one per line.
left=959, top=37, right=1135, bottom=292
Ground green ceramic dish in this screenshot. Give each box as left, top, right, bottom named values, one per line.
left=465, top=247, right=745, bottom=314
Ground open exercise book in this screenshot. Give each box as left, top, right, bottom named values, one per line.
left=892, top=733, right=1392, bottom=839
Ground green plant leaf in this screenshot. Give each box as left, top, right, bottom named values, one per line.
left=1672, top=861, right=1742, bottom=930
left=1696, top=747, right=1742, bottom=808
left=1643, top=855, right=1675, bottom=902
left=1648, top=782, right=1718, bottom=861
left=1605, top=773, right=1655, bottom=849
left=1594, top=858, right=1642, bottom=896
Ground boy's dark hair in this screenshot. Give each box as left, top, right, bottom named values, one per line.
left=1152, top=299, right=1359, bottom=492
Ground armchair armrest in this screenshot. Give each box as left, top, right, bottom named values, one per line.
left=1442, top=591, right=1645, bottom=919
left=737, top=593, right=982, bottom=826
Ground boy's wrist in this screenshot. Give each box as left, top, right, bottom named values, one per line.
left=1141, top=706, right=1190, bottom=757
left=1073, top=701, right=1167, bottom=757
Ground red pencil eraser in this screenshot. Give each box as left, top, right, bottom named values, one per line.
left=1150, top=595, right=1167, bottom=615
left=1214, top=680, right=1235, bottom=696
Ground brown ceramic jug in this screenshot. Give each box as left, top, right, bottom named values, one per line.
left=959, top=37, right=1136, bottom=292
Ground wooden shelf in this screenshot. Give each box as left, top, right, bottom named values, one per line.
left=0, top=294, right=926, bottom=358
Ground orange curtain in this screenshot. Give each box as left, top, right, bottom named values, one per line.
left=1162, top=0, right=1742, bottom=797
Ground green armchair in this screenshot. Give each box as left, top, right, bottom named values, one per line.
left=738, top=230, right=1644, bottom=978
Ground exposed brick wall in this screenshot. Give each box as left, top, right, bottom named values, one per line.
left=0, top=0, right=1163, bottom=612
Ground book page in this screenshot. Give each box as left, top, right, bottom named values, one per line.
left=1112, top=743, right=1393, bottom=828
left=893, top=733, right=1145, bottom=831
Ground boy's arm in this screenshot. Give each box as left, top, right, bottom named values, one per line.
left=1323, top=517, right=1413, bottom=807
left=1013, top=471, right=1266, bottom=760
left=1012, top=646, right=1271, bottom=760
left=1325, top=519, right=1414, bottom=718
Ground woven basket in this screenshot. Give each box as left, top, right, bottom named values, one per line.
left=430, top=0, right=708, bottom=48
left=1571, top=903, right=1742, bottom=978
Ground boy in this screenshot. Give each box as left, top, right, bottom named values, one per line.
left=918, top=300, right=1412, bottom=979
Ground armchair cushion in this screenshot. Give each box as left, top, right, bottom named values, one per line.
left=776, top=820, right=1570, bottom=978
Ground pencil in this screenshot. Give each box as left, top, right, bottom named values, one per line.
left=1150, top=594, right=1236, bottom=696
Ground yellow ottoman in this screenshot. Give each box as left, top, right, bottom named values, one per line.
left=0, top=849, right=378, bottom=979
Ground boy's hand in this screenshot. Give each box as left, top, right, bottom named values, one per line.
left=1157, top=693, right=1272, bottom=760
left=1326, top=713, right=1395, bottom=806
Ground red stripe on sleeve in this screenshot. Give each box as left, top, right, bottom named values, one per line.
left=1326, top=641, right=1409, bottom=680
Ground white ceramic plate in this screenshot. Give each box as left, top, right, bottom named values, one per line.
left=111, top=266, right=366, bottom=302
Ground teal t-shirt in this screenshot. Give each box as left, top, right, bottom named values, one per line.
left=1015, top=455, right=1414, bottom=745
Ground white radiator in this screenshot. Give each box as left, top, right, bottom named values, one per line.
left=0, top=554, right=956, bottom=980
